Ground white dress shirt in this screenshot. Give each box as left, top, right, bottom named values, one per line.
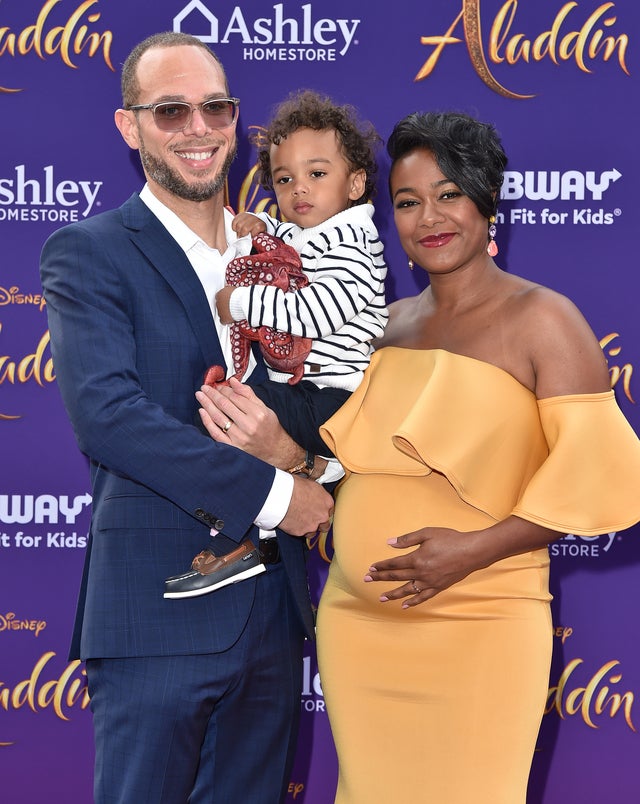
left=139, top=185, right=292, bottom=533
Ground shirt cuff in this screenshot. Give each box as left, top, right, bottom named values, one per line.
left=254, top=468, right=294, bottom=530
left=229, top=287, right=249, bottom=321
left=316, top=456, right=344, bottom=484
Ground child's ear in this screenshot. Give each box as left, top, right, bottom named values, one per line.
left=348, top=169, right=366, bottom=202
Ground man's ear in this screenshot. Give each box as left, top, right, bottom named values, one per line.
left=348, top=169, right=366, bottom=202
left=114, top=108, right=141, bottom=150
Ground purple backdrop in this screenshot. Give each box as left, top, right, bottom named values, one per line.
left=2, top=1, right=638, bottom=801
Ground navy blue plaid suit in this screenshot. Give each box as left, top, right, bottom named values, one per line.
left=40, top=193, right=315, bottom=802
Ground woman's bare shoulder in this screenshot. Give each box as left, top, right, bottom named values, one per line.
left=375, top=294, right=424, bottom=347
left=506, top=281, right=610, bottom=396
left=507, top=281, right=595, bottom=335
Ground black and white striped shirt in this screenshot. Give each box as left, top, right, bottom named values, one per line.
left=228, top=204, right=388, bottom=391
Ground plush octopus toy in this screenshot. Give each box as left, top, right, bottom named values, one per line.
left=204, top=232, right=312, bottom=387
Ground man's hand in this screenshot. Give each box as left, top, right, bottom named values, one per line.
left=196, top=378, right=301, bottom=469
left=279, top=474, right=334, bottom=537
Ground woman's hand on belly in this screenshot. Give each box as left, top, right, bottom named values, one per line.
left=364, top=526, right=487, bottom=608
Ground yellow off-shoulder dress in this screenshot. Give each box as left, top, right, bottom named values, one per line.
left=317, top=348, right=640, bottom=804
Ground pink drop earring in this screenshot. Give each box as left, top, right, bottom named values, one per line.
left=487, top=216, right=499, bottom=257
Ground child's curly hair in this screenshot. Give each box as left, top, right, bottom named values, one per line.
left=256, top=89, right=381, bottom=204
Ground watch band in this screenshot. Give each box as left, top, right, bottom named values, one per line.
left=287, top=450, right=316, bottom=477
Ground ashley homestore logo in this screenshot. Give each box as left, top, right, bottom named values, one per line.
left=173, top=1, right=361, bottom=61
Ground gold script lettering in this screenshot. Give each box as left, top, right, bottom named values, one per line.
left=600, top=333, right=635, bottom=403
left=0, top=652, right=90, bottom=725
left=546, top=657, right=635, bottom=731
left=0, top=326, right=55, bottom=387
left=0, top=285, right=46, bottom=310
left=415, top=0, right=630, bottom=100
left=493, top=2, right=629, bottom=75
left=306, top=527, right=333, bottom=564
left=415, top=1, right=533, bottom=99
left=0, top=0, right=114, bottom=94
left=0, top=324, right=55, bottom=420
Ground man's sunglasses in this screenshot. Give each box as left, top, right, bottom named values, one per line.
left=127, top=97, right=240, bottom=132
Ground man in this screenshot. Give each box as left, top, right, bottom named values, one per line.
left=40, top=31, right=334, bottom=803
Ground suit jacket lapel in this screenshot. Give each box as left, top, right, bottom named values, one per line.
left=120, top=194, right=226, bottom=371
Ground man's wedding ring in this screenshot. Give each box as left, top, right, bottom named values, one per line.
left=222, top=420, right=233, bottom=432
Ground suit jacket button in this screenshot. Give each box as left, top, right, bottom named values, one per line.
left=195, top=508, right=206, bottom=518
left=213, top=519, right=225, bottom=530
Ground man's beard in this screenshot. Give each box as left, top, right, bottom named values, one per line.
left=139, top=141, right=237, bottom=202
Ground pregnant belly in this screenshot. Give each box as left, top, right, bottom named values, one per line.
left=325, top=472, right=550, bottom=615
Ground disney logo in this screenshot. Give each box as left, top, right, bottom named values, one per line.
left=0, top=612, right=47, bottom=637
left=0, top=286, right=46, bottom=311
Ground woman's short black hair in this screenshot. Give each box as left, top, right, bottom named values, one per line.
left=386, top=111, right=507, bottom=219
left=256, top=89, right=381, bottom=204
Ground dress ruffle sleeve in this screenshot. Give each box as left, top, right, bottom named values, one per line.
left=512, top=392, right=640, bottom=535
left=321, top=348, right=640, bottom=537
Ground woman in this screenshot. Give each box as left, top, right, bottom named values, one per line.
left=198, top=112, right=640, bottom=802
left=315, top=111, right=640, bottom=802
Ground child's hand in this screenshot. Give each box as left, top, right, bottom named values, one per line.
left=215, top=286, right=235, bottom=324
left=232, top=212, right=267, bottom=238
